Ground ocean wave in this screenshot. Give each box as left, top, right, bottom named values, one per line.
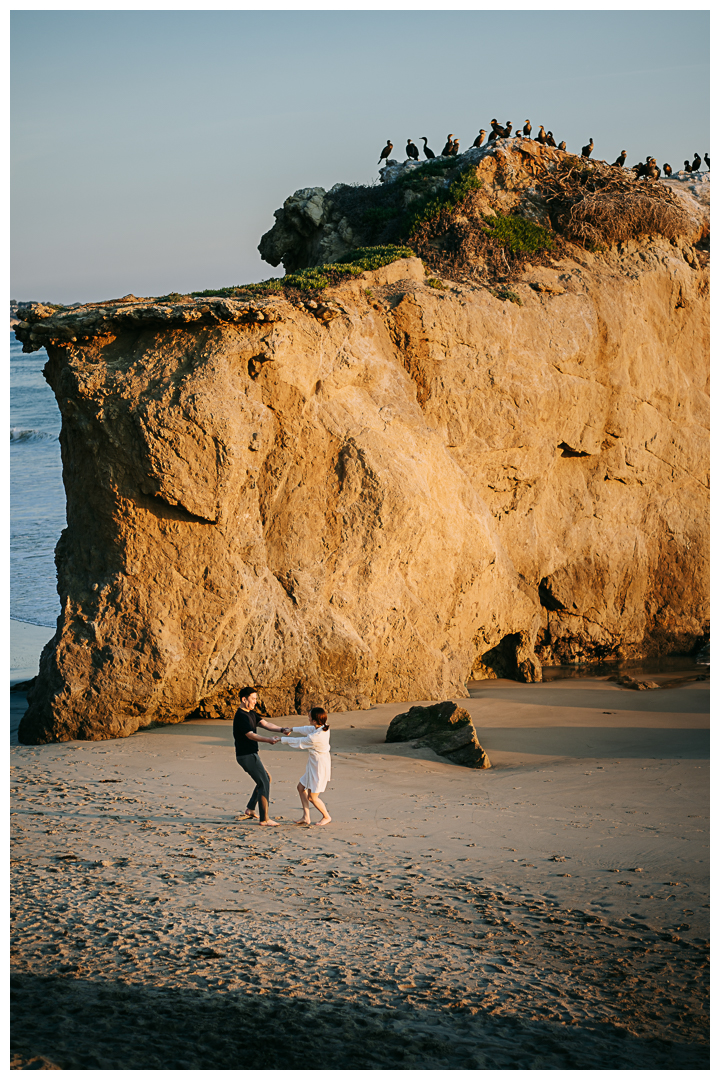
left=10, top=427, right=55, bottom=443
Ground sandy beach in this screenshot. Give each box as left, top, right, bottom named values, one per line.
left=10, top=641, right=709, bottom=1070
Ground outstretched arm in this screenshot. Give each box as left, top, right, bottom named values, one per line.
left=244, top=731, right=280, bottom=745
left=258, top=719, right=292, bottom=734
left=281, top=736, right=314, bottom=749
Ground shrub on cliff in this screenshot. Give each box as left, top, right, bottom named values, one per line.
left=189, top=245, right=417, bottom=299
left=482, top=214, right=555, bottom=256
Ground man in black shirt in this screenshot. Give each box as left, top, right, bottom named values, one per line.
left=233, top=687, right=290, bottom=826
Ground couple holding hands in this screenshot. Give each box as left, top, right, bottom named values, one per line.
left=233, top=687, right=332, bottom=827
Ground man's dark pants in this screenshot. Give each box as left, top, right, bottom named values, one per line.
left=236, top=753, right=271, bottom=815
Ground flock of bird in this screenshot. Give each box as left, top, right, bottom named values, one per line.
left=378, top=120, right=710, bottom=179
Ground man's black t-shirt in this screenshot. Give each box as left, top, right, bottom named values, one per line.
left=233, top=708, right=262, bottom=756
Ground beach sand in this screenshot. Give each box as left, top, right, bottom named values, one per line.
left=10, top=668, right=709, bottom=1069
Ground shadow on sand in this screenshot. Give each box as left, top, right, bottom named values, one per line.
left=10, top=971, right=708, bottom=1070
left=476, top=726, right=709, bottom=760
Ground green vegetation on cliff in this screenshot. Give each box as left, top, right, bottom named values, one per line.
left=185, top=245, right=417, bottom=300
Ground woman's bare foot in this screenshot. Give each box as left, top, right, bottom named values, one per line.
left=258, top=818, right=280, bottom=826
left=315, top=816, right=332, bottom=826
left=295, top=818, right=311, bottom=825
left=243, top=809, right=259, bottom=819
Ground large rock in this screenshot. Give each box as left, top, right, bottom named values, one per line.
left=386, top=701, right=491, bottom=768
left=258, top=186, right=365, bottom=273
left=14, top=200, right=709, bottom=743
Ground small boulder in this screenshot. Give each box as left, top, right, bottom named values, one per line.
left=613, top=675, right=660, bottom=690
left=385, top=701, right=491, bottom=768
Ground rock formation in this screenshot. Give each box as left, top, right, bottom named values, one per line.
left=259, top=138, right=709, bottom=277
left=15, top=144, right=709, bottom=743
left=386, top=702, right=491, bottom=768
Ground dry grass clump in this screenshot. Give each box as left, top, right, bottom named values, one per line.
left=540, top=158, right=693, bottom=248
left=565, top=191, right=690, bottom=248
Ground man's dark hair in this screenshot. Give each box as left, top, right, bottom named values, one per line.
left=239, top=686, right=258, bottom=702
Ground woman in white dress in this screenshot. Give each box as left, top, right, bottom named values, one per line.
left=280, top=707, right=332, bottom=826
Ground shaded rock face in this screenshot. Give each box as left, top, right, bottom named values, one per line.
left=17, top=235, right=709, bottom=742
left=258, top=186, right=366, bottom=273
left=386, top=702, right=491, bottom=769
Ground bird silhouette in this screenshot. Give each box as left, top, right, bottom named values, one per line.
left=421, top=137, right=435, bottom=159
left=691, top=153, right=702, bottom=172
left=472, top=129, right=486, bottom=148
left=662, top=163, right=672, bottom=177
left=536, top=125, right=546, bottom=145
left=704, top=153, right=710, bottom=170
left=684, top=160, right=691, bottom=172
left=545, top=131, right=557, bottom=147
left=613, top=151, right=627, bottom=167
left=523, top=119, right=532, bottom=136
left=581, top=138, right=594, bottom=158
left=441, top=134, right=454, bottom=156
left=406, top=139, right=419, bottom=161
left=488, top=119, right=505, bottom=142
left=557, top=140, right=566, bottom=152
left=378, top=141, right=393, bottom=165
left=451, top=138, right=460, bottom=156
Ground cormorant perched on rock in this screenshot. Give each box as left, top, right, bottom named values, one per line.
left=684, top=160, right=691, bottom=173
left=472, top=129, right=486, bottom=148
left=503, top=120, right=513, bottom=138
left=378, top=140, right=393, bottom=165
left=581, top=138, right=594, bottom=158
left=523, top=119, right=532, bottom=136
left=558, top=140, right=566, bottom=152
left=488, top=119, right=505, bottom=142
left=515, top=130, right=523, bottom=138
left=704, top=153, right=710, bottom=169
left=451, top=138, right=460, bottom=156
left=406, top=139, right=419, bottom=161
left=635, top=156, right=658, bottom=181
left=421, top=137, right=435, bottom=159
left=545, top=131, right=557, bottom=147
left=441, top=134, right=454, bottom=156
left=613, top=150, right=627, bottom=167
left=663, top=162, right=672, bottom=177
left=536, top=125, right=546, bottom=145
left=634, top=159, right=655, bottom=179
left=691, top=153, right=702, bottom=172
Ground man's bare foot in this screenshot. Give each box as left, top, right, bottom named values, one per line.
left=243, top=810, right=259, bottom=819
left=295, top=818, right=311, bottom=825
left=258, top=818, right=280, bottom=826
left=315, top=816, right=332, bottom=826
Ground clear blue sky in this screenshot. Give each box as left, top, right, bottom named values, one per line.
left=11, top=9, right=710, bottom=304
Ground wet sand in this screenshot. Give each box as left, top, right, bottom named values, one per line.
left=10, top=676, right=709, bottom=1069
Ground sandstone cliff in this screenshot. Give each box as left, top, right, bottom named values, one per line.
left=15, top=148, right=709, bottom=742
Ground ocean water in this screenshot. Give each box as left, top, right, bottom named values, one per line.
left=10, top=334, right=64, bottom=628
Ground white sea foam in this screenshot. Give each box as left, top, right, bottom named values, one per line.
left=10, top=427, right=54, bottom=443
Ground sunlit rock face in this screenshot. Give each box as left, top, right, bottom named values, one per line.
left=15, top=237, right=708, bottom=741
